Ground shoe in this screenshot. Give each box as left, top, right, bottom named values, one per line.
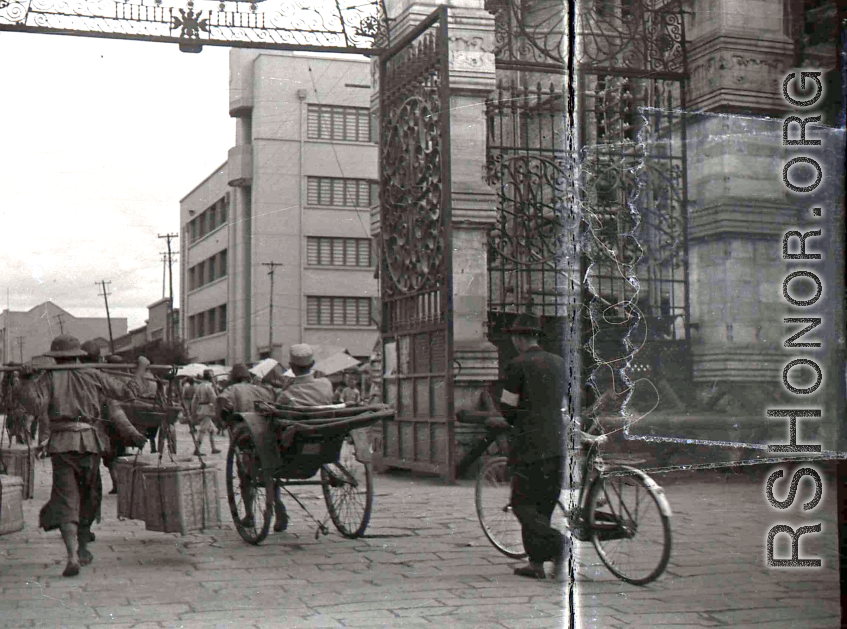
left=274, top=502, right=288, bottom=532
left=79, top=549, right=94, bottom=567
left=514, top=562, right=546, bottom=579
left=62, top=561, right=80, bottom=577
left=212, top=449, right=222, bottom=454
left=240, top=516, right=256, bottom=529
left=109, top=488, right=118, bottom=495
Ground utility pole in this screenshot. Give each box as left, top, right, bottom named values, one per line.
left=97, top=280, right=115, bottom=354
left=53, top=313, right=66, bottom=334
left=159, top=233, right=178, bottom=345
left=262, top=262, right=282, bottom=360
left=15, top=336, right=24, bottom=364
left=161, top=252, right=168, bottom=299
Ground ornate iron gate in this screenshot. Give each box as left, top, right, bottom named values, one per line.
left=576, top=0, right=691, bottom=411
left=485, top=0, right=691, bottom=413
left=374, top=6, right=455, bottom=481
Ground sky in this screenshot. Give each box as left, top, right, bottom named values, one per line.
left=0, top=32, right=233, bottom=331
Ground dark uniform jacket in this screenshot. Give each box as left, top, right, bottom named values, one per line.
left=500, top=346, right=565, bottom=463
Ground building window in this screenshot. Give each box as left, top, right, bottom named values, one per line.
left=188, top=195, right=228, bottom=245
left=188, top=303, right=227, bottom=339
left=307, top=237, right=371, bottom=267
left=188, top=249, right=227, bottom=291
left=307, top=104, right=370, bottom=143
left=306, top=296, right=372, bottom=326
left=306, top=177, right=378, bottom=208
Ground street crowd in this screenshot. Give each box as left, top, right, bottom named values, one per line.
left=2, top=312, right=579, bottom=587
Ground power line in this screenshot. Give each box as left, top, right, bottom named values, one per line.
left=158, top=233, right=178, bottom=344
left=96, top=280, right=115, bottom=354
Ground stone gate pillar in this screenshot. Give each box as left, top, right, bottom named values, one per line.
left=684, top=0, right=825, bottom=442
left=373, top=0, right=501, bottom=473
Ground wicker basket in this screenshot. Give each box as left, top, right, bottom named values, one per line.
left=0, top=445, right=35, bottom=500
left=114, top=455, right=158, bottom=520
left=0, top=475, right=24, bottom=536
left=142, top=459, right=221, bottom=536
left=121, top=400, right=181, bottom=431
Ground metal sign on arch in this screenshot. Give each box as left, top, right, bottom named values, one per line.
left=0, top=0, right=389, bottom=54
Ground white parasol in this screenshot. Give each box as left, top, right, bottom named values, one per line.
left=283, top=351, right=360, bottom=377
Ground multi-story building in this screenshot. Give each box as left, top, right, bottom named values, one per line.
left=0, top=301, right=128, bottom=364
left=180, top=51, right=378, bottom=366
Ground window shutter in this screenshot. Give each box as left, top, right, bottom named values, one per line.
left=345, top=298, right=357, bottom=324
left=345, top=109, right=358, bottom=141
left=307, top=105, right=320, bottom=139
left=332, top=239, right=344, bottom=266
left=345, top=239, right=357, bottom=266
left=358, top=240, right=370, bottom=267
left=220, top=249, right=227, bottom=277
left=358, top=298, right=370, bottom=326
left=320, top=179, right=332, bottom=206
left=307, top=237, right=319, bottom=265
left=319, top=108, right=332, bottom=140
left=345, top=180, right=358, bottom=207
left=307, top=178, right=319, bottom=205
left=331, top=179, right=344, bottom=207
left=220, top=304, right=227, bottom=332
left=359, top=110, right=370, bottom=143
left=319, top=237, right=332, bottom=265
left=370, top=182, right=379, bottom=207
left=307, top=297, right=319, bottom=325
left=332, top=297, right=345, bottom=325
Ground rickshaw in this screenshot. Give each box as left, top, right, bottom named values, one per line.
left=226, top=401, right=394, bottom=544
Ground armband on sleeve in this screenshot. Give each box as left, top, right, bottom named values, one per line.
left=500, top=389, right=520, bottom=407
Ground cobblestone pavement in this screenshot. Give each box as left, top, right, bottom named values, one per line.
left=0, top=424, right=839, bottom=629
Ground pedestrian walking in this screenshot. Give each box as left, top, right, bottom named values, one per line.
left=18, top=335, right=148, bottom=577
left=191, top=369, right=220, bottom=455
left=491, top=313, right=569, bottom=581
left=339, top=375, right=361, bottom=406
left=217, top=363, right=289, bottom=532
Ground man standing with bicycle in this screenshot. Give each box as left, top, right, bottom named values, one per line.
left=492, top=313, right=569, bottom=581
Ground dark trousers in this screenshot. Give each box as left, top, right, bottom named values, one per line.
left=40, top=453, right=102, bottom=532
left=511, top=456, right=565, bottom=564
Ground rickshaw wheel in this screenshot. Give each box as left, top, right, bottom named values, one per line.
left=321, top=437, right=373, bottom=538
left=227, top=424, right=273, bottom=544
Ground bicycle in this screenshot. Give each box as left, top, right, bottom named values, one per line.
left=458, top=410, right=673, bottom=586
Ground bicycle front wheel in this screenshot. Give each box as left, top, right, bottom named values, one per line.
left=587, top=467, right=671, bottom=585
left=476, top=457, right=526, bottom=559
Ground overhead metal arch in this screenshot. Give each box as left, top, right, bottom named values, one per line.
left=0, top=0, right=389, bottom=54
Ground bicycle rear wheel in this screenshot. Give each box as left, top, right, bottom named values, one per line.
left=587, top=467, right=671, bottom=585
left=476, top=457, right=526, bottom=559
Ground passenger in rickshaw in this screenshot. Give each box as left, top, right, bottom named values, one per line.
left=276, top=344, right=333, bottom=407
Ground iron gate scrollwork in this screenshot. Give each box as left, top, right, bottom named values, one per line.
left=376, top=6, right=455, bottom=481
left=485, top=0, right=691, bottom=414
left=577, top=0, right=690, bottom=413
